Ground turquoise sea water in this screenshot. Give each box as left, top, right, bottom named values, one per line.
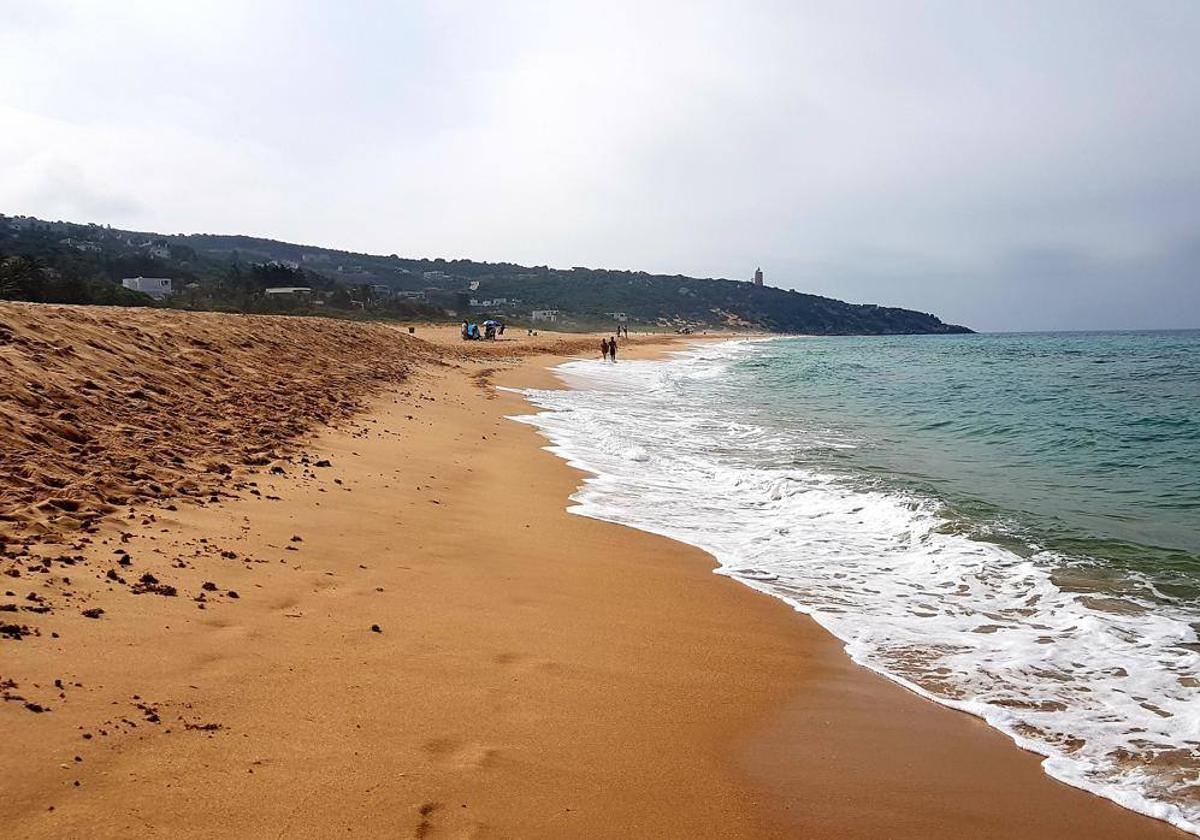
left=516, top=330, right=1200, bottom=832
left=744, top=331, right=1200, bottom=595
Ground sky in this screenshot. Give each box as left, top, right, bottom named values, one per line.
left=1, top=0, right=1197, bottom=331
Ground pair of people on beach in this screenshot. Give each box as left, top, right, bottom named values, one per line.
left=601, top=336, right=619, bottom=363
left=615, top=325, right=629, bottom=338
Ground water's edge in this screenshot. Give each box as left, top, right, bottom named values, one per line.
left=502, top=341, right=1197, bottom=837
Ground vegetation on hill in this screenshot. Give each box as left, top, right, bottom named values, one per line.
left=0, top=214, right=970, bottom=334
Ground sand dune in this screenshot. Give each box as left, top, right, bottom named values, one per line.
left=0, top=304, right=439, bottom=543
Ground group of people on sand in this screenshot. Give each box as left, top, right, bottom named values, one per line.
left=600, top=335, right=619, bottom=362
left=461, top=320, right=504, bottom=341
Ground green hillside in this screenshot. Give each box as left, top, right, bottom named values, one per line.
left=0, top=214, right=970, bottom=334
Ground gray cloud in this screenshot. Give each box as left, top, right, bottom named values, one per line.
left=1, top=0, right=1197, bottom=330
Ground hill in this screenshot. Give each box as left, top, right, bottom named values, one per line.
left=0, top=214, right=970, bottom=334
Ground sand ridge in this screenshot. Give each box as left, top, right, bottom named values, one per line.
left=0, top=303, right=436, bottom=544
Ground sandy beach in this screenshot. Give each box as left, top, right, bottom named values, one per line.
left=0, top=305, right=1187, bottom=838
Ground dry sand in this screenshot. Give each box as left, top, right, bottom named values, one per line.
left=0, top=304, right=1186, bottom=838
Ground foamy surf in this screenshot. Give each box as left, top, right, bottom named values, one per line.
left=511, top=338, right=1200, bottom=836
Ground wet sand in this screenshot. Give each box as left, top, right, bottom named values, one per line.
left=0, top=305, right=1186, bottom=838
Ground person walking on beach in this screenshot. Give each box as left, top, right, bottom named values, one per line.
left=600, top=337, right=610, bottom=361
left=609, top=335, right=618, bottom=363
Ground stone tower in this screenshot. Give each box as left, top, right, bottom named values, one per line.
left=753, top=267, right=763, bottom=287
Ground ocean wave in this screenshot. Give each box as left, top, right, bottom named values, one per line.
left=511, top=339, right=1200, bottom=835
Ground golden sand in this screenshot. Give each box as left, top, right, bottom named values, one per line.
left=0, top=305, right=1184, bottom=838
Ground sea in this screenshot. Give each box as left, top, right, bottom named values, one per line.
left=512, top=330, right=1200, bottom=834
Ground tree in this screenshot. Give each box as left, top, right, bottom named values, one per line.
left=0, top=256, right=43, bottom=300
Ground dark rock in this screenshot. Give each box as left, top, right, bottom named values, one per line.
left=1, top=622, right=34, bottom=638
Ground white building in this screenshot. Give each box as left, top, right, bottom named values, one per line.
left=264, top=286, right=312, bottom=296
left=121, top=276, right=173, bottom=299
left=60, top=238, right=101, bottom=253
left=531, top=309, right=559, bottom=323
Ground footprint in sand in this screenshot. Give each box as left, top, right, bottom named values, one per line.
left=493, top=651, right=562, bottom=676
left=421, top=737, right=500, bottom=771
left=269, top=592, right=301, bottom=612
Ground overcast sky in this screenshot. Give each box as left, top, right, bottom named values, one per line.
left=1, top=1, right=1197, bottom=331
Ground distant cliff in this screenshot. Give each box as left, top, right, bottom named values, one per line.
left=0, top=215, right=970, bottom=334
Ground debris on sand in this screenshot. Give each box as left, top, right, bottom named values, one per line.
left=131, top=573, right=177, bottom=597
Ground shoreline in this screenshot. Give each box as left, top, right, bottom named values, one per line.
left=0, top=311, right=1187, bottom=837
left=501, top=345, right=1191, bottom=840
left=513, top=339, right=1199, bottom=836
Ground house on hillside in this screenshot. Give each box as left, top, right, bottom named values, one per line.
left=121, top=276, right=173, bottom=299
left=531, top=309, right=559, bottom=323
left=60, top=237, right=101, bottom=253
left=264, top=286, right=312, bottom=297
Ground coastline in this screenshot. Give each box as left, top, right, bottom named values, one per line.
left=512, top=338, right=1200, bottom=836
left=0, top=312, right=1186, bottom=837
left=499, top=347, right=1189, bottom=840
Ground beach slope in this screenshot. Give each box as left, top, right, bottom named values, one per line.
left=0, top=305, right=1185, bottom=838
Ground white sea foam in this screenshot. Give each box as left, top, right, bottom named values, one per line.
left=511, top=340, right=1200, bottom=835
